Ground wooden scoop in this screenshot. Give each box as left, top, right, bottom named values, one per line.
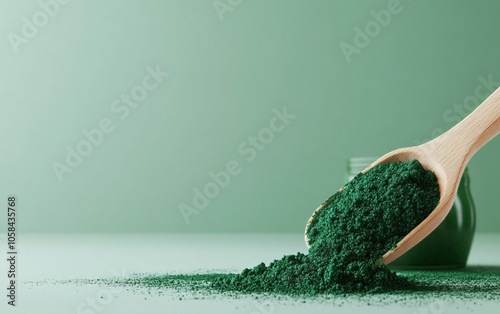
left=305, top=87, right=500, bottom=265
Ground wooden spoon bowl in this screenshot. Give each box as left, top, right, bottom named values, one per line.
left=305, top=87, right=500, bottom=265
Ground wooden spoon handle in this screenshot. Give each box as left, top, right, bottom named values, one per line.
left=422, top=87, right=500, bottom=167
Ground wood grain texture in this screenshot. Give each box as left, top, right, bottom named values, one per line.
left=305, top=88, right=500, bottom=265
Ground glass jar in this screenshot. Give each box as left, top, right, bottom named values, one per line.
left=346, top=157, right=476, bottom=269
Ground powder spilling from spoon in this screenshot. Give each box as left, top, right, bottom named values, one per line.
left=209, top=159, right=440, bottom=294
left=65, top=159, right=453, bottom=297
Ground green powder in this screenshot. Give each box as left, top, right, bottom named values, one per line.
left=68, top=159, right=450, bottom=297
left=208, top=159, right=440, bottom=294
left=84, top=266, right=500, bottom=304
left=57, top=159, right=500, bottom=304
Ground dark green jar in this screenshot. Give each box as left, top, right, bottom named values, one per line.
left=346, top=157, right=476, bottom=270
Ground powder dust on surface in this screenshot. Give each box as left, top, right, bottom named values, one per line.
left=55, top=160, right=500, bottom=304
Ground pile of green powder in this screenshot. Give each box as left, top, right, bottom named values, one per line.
left=59, top=159, right=500, bottom=305
left=209, top=159, right=440, bottom=294
left=81, top=159, right=441, bottom=296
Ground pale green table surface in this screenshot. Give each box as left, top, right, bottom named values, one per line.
left=1, top=233, right=499, bottom=314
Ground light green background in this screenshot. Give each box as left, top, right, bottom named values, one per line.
left=0, top=0, right=498, bottom=234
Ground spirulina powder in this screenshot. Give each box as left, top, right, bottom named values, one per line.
left=70, top=159, right=456, bottom=297
left=209, top=159, right=440, bottom=294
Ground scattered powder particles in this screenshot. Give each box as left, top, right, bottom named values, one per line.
left=71, top=266, right=500, bottom=305
left=53, top=160, right=500, bottom=306
left=208, top=159, right=440, bottom=294
left=49, top=160, right=500, bottom=304
left=61, top=160, right=500, bottom=301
